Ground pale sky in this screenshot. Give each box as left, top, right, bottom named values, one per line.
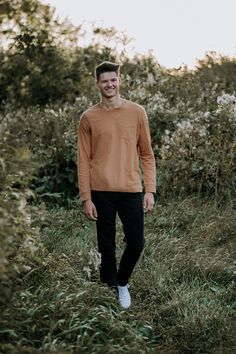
left=42, top=0, right=236, bottom=69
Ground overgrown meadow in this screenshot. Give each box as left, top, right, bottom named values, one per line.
left=0, top=1, right=236, bottom=353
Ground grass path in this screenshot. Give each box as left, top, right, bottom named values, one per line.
left=1, top=197, right=236, bottom=353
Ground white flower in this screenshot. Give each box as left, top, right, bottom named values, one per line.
left=177, top=120, right=193, bottom=131
left=147, top=73, right=155, bottom=85
left=198, top=127, right=206, bottom=137
left=203, top=112, right=210, bottom=118
left=217, top=93, right=236, bottom=106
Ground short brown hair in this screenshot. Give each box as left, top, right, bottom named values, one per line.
left=95, top=61, right=120, bottom=81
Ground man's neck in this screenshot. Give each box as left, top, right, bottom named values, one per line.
left=100, top=96, right=123, bottom=109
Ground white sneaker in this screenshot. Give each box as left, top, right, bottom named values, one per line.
left=118, top=285, right=131, bottom=309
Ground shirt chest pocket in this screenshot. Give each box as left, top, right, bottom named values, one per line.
left=122, top=125, right=137, bottom=141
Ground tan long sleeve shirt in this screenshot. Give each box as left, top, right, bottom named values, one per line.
left=77, top=99, right=156, bottom=201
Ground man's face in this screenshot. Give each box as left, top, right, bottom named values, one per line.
left=96, top=71, right=120, bottom=98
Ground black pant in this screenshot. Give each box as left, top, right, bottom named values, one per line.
left=91, top=191, right=145, bottom=287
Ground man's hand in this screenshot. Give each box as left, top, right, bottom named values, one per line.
left=143, top=192, right=155, bottom=213
left=83, top=200, right=98, bottom=221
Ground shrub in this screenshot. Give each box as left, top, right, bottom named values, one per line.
left=0, top=114, right=45, bottom=305
left=158, top=93, right=236, bottom=200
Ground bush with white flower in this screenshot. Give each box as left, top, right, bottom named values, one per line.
left=158, top=94, right=236, bottom=200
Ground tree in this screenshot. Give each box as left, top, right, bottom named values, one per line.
left=0, top=0, right=81, bottom=105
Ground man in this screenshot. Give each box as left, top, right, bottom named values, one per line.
left=77, top=61, right=156, bottom=309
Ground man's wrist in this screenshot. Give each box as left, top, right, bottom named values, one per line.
left=83, top=199, right=92, bottom=203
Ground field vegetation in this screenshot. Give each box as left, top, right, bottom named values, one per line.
left=0, top=1, right=235, bottom=353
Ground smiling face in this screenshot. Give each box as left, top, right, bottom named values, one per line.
left=96, top=71, right=120, bottom=99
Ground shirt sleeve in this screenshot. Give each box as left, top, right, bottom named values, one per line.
left=77, top=114, right=92, bottom=201
left=138, top=107, right=156, bottom=193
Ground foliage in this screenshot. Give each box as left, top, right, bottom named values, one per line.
left=157, top=94, right=236, bottom=200
left=0, top=111, right=45, bottom=305
left=0, top=1, right=236, bottom=353
left=0, top=101, right=88, bottom=205
left=0, top=0, right=81, bottom=105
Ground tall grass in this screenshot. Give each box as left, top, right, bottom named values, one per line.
left=1, top=197, right=235, bottom=353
